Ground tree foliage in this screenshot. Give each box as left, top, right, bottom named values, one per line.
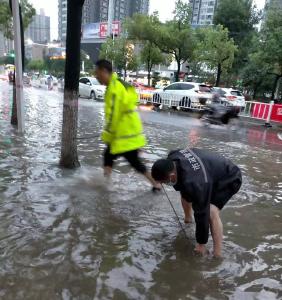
left=214, top=0, right=259, bottom=43
left=27, top=59, right=45, bottom=71
left=195, top=25, right=237, bottom=86
left=126, top=1, right=194, bottom=81
left=214, top=0, right=260, bottom=79
left=260, top=5, right=282, bottom=99
left=0, top=0, right=35, bottom=39
left=140, top=41, right=166, bottom=86
left=100, top=37, right=139, bottom=78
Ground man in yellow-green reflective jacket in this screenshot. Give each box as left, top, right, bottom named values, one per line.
left=95, top=59, right=161, bottom=192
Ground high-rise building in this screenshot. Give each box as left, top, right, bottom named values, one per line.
left=0, top=31, right=14, bottom=57
left=83, top=0, right=149, bottom=23
left=58, top=0, right=67, bottom=43
left=58, top=0, right=150, bottom=42
left=25, top=9, right=50, bottom=44
left=190, top=0, right=218, bottom=26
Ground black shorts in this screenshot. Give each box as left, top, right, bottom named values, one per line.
left=181, top=168, right=242, bottom=210
left=103, top=146, right=147, bottom=174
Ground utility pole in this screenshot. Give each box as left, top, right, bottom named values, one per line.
left=11, top=0, right=24, bottom=132
left=107, top=0, right=114, bottom=37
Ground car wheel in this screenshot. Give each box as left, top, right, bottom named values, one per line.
left=90, top=91, right=96, bottom=100
left=179, top=97, right=191, bottom=110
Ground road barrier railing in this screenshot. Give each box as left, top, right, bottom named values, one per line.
left=139, top=92, right=282, bottom=126
left=239, top=100, right=282, bottom=126
left=138, top=92, right=205, bottom=110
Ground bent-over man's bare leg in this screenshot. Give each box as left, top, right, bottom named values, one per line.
left=209, top=204, right=223, bottom=257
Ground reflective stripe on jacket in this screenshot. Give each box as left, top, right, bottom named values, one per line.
left=101, top=73, right=146, bottom=154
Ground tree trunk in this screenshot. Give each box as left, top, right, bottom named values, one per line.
left=253, top=85, right=258, bottom=100
left=271, top=74, right=280, bottom=100
left=215, top=63, right=222, bottom=87
left=60, top=0, right=85, bottom=168
left=9, top=2, right=25, bottom=127
left=11, top=70, right=17, bottom=125
left=274, top=76, right=281, bottom=101
left=147, top=61, right=151, bottom=87
left=175, top=60, right=181, bottom=82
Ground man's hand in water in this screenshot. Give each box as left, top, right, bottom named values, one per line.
left=194, top=244, right=209, bottom=256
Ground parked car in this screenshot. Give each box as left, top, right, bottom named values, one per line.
left=152, top=82, right=213, bottom=109
left=79, top=77, right=106, bottom=100
left=212, top=87, right=246, bottom=109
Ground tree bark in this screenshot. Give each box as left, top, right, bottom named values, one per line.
left=11, top=70, right=17, bottom=125
left=9, top=2, right=25, bottom=127
left=271, top=75, right=279, bottom=100
left=147, top=60, right=152, bottom=87
left=176, top=59, right=181, bottom=82
left=60, top=0, right=85, bottom=168
left=216, top=63, right=222, bottom=87
left=253, top=85, right=258, bottom=100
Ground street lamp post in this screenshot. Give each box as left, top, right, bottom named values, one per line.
left=11, top=0, right=24, bottom=132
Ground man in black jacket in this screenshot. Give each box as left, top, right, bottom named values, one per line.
left=151, top=148, right=242, bottom=257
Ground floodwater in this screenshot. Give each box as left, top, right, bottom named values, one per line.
left=0, top=81, right=281, bottom=300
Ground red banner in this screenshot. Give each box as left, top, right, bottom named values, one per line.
left=271, top=104, right=282, bottom=123
left=99, top=21, right=121, bottom=38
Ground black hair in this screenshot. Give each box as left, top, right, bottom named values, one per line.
left=95, top=59, right=113, bottom=73
left=151, top=159, right=175, bottom=181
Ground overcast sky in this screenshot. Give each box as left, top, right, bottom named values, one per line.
left=29, top=0, right=265, bottom=41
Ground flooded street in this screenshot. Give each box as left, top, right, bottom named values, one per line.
left=0, top=81, right=281, bottom=299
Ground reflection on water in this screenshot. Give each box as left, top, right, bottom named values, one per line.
left=0, top=82, right=282, bottom=299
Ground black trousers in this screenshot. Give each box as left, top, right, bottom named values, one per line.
left=103, top=146, right=147, bottom=174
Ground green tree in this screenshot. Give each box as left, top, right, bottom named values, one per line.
left=195, top=25, right=237, bottom=86
left=0, top=0, right=35, bottom=39
left=214, top=0, right=260, bottom=79
left=27, top=59, right=45, bottom=71
left=126, top=1, right=194, bottom=82
left=100, top=37, right=139, bottom=79
left=140, top=41, right=166, bottom=86
left=157, top=0, right=194, bottom=81
left=260, top=5, right=282, bottom=100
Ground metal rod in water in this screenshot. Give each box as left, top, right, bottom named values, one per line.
left=162, top=185, right=190, bottom=241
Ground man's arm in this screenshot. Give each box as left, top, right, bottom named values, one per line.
left=105, top=89, right=124, bottom=136
left=180, top=192, right=193, bottom=223
left=189, top=182, right=211, bottom=254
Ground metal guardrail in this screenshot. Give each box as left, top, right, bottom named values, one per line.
left=139, top=92, right=278, bottom=126
left=239, top=101, right=274, bottom=126
left=138, top=91, right=204, bottom=110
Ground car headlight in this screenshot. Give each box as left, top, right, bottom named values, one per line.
left=206, top=100, right=212, bottom=104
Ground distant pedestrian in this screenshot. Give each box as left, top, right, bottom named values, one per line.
left=47, top=75, right=53, bottom=90
left=151, top=148, right=242, bottom=257
left=95, top=59, right=161, bottom=192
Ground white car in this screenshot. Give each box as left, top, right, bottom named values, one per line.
left=79, top=77, right=106, bottom=100
left=152, top=82, right=213, bottom=109
left=212, top=88, right=246, bottom=108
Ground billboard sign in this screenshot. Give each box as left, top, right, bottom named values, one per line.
left=82, top=21, right=121, bottom=40
left=82, top=23, right=101, bottom=39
